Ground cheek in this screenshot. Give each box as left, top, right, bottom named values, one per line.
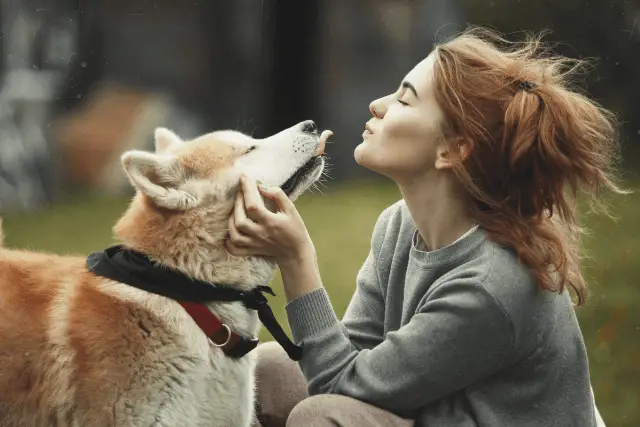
left=383, top=110, right=442, bottom=155
left=380, top=111, right=415, bottom=141
left=234, top=152, right=290, bottom=187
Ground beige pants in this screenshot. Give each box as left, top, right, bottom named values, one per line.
left=252, top=341, right=414, bottom=427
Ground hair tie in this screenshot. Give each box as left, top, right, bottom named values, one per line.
left=518, top=81, right=537, bottom=91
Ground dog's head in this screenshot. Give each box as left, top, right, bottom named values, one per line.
left=114, top=120, right=329, bottom=288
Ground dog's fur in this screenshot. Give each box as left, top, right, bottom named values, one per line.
left=0, top=122, right=325, bottom=426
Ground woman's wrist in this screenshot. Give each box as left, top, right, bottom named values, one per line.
left=277, top=239, right=316, bottom=269
left=277, top=241, right=323, bottom=302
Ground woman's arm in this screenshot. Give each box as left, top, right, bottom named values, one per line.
left=280, top=245, right=388, bottom=351
left=277, top=245, right=322, bottom=302
left=286, top=279, right=514, bottom=415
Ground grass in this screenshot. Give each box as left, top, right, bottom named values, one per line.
left=3, top=179, right=639, bottom=426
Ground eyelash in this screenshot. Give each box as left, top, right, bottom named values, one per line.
left=397, top=99, right=409, bottom=106
left=246, top=146, right=257, bottom=154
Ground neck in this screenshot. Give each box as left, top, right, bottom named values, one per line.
left=114, top=194, right=275, bottom=291
left=397, top=171, right=475, bottom=251
left=112, top=195, right=271, bottom=340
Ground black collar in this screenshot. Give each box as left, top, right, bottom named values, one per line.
left=86, top=245, right=303, bottom=360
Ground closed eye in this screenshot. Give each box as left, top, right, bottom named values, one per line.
left=397, top=99, right=409, bottom=106
left=246, top=145, right=257, bottom=154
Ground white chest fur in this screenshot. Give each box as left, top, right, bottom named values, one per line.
left=98, top=281, right=260, bottom=427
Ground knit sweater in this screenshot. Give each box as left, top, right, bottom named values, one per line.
left=286, top=200, right=599, bottom=426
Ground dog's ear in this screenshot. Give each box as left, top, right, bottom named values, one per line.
left=154, top=127, right=183, bottom=154
left=121, top=150, right=199, bottom=210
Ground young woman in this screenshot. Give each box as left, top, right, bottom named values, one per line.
left=226, top=28, right=619, bottom=427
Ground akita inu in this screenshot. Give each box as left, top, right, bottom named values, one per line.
left=0, top=120, right=330, bottom=427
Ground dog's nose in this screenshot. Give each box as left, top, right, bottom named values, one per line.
left=300, top=120, right=317, bottom=134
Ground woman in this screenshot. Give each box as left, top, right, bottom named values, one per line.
left=226, top=28, right=619, bottom=427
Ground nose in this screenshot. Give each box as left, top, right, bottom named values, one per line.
left=300, top=120, right=317, bottom=134
left=369, top=98, right=385, bottom=119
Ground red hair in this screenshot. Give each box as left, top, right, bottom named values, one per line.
left=432, top=28, right=627, bottom=305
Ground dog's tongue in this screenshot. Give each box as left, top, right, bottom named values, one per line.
left=315, top=130, right=333, bottom=156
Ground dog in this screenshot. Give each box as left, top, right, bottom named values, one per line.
left=0, top=120, right=329, bottom=426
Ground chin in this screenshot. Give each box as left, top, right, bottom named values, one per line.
left=354, top=146, right=363, bottom=165
left=354, top=151, right=371, bottom=172
left=354, top=141, right=372, bottom=167
left=354, top=145, right=383, bottom=175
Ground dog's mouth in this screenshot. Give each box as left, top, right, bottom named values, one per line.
left=280, top=129, right=331, bottom=197
left=281, top=156, right=324, bottom=196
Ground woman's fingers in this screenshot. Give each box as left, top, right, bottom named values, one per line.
left=227, top=214, right=255, bottom=247
left=240, top=175, right=271, bottom=222
left=228, top=193, right=261, bottom=253
left=233, top=191, right=261, bottom=234
left=225, top=238, right=255, bottom=257
left=258, top=185, right=295, bottom=215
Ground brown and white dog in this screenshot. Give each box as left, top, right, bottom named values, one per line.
left=0, top=121, right=329, bottom=426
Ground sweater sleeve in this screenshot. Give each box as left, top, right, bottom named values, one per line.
left=336, top=206, right=393, bottom=350
left=289, top=205, right=392, bottom=351
left=286, top=276, right=514, bottom=416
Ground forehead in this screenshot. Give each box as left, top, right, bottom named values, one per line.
left=176, top=130, right=250, bottom=176
left=403, top=53, right=436, bottom=95
left=210, top=130, right=253, bottom=146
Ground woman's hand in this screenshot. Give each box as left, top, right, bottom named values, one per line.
left=225, top=175, right=323, bottom=301
left=225, top=175, right=314, bottom=264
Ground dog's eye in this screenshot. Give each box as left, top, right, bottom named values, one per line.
left=246, top=146, right=257, bottom=154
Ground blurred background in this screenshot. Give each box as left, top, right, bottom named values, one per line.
left=0, top=0, right=638, bottom=425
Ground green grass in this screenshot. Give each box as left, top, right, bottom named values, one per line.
left=3, top=179, right=639, bottom=426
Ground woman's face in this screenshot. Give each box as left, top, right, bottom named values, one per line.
left=354, top=53, right=449, bottom=182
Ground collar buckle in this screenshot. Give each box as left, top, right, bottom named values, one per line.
left=208, top=324, right=232, bottom=347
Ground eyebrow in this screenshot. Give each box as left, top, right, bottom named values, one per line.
left=401, top=81, right=419, bottom=99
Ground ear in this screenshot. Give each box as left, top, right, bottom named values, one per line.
left=435, top=137, right=473, bottom=170
left=121, top=150, right=199, bottom=210
left=154, top=127, right=183, bottom=154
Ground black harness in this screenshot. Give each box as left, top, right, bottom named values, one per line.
left=86, top=245, right=303, bottom=360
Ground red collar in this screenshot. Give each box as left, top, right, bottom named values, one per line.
left=177, top=301, right=259, bottom=358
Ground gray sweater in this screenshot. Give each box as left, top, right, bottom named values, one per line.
left=286, top=200, right=599, bottom=426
